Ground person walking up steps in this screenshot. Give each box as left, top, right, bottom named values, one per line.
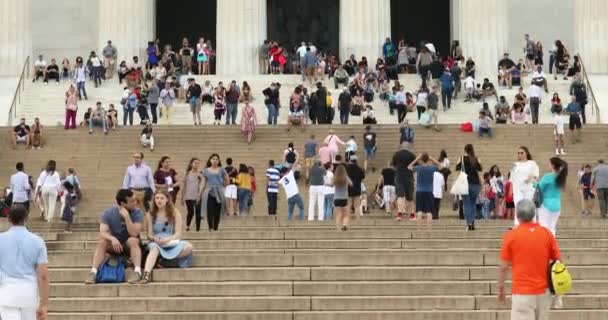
left=279, top=167, right=304, bottom=221
left=537, top=157, right=568, bottom=236
left=308, top=160, right=326, bottom=221
left=333, top=164, right=353, bottom=231
left=266, top=160, right=280, bottom=219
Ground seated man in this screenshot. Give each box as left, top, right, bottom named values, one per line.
left=44, top=59, right=60, bottom=84
left=362, top=105, right=377, bottom=124
left=333, top=64, right=349, bottom=89
left=463, top=75, right=476, bottom=102
left=89, top=102, right=108, bottom=134
left=481, top=78, right=499, bottom=102
left=30, top=117, right=44, bottom=149
left=495, top=96, right=510, bottom=124
left=532, top=66, right=549, bottom=93
left=32, top=54, right=46, bottom=82
left=10, top=118, right=30, bottom=149
left=497, top=53, right=516, bottom=89
left=141, top=121, right=154, bottom=151
left=85, top=189, right=144, bottom=284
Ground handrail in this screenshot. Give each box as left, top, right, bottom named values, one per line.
left=577, top=54, right=600, bottom=124
left=7, top=56, right=30, bottom=126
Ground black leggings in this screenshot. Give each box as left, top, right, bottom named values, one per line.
left=207, top=194, right=222, bottom=230
left=185, top=200, right=202, bottom=231
left=214, top=110, right=223, bottom=121
left=397, top=105, right=407, bottom=123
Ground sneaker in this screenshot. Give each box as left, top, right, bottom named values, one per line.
left=84, top=272, right=96, bottom=284
left=552, top=296, right=564, bottom=309
left=409, top=213, right=416, bottom=221
left=560, top=149, right=567, bottom=155
left=127, top=271, right=142, bottom=284
left=396, top=213, right=403, bottom=221
left=555, top=149, right=560, bottom=155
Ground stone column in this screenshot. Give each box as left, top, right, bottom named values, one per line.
left=455, top=0, right=508, bottom=79
left=574, top=0, right=608, bottom=73
left=98, top=0, right=154, bottom=65
left=0, top=0, right=32, bottom=76
left=216, top=0, right=267, bottom=76
left=340, top=0, right=391, bottom=62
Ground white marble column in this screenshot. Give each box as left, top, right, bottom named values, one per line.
left=340, top=0, right=391, bottom=62
left=0, top=0, right=31, bottom=76
left=98, top=0, right=154, bottom=64
left=574, top=0, right=608, bottom=74
left=216, top=0, right=267, bottom=76
left=455, top=0, right=508, bottom=79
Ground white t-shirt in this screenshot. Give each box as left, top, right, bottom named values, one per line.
left=279, top=171, right=299, bottom=199
left=324, top=171, right=335, bottom=195
left=345, top=140, right=358, bottom=153
left=432, top=171, right=445, bottom=199
left=510, top=160, right=540, bottom=194
left=34, top=59, right=47, bottom=69
left=553, top=114, right=565, bottom=135
left=90, top=57, right=102, bottom=67
left=297, top=46, right=307, bottom=58
left=464, top=77, right=475, bottom=89
left=416, top=92, right=428, bottom=107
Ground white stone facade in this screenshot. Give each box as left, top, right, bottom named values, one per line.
left=0, top=0, right=606, bottom=76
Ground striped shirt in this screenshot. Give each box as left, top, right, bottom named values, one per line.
left=266, top=167, right=280, bottom=193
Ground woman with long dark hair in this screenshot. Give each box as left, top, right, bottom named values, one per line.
left=456, top=144, right=483, bottom=230
left=200, top=153, right=229, bottom=231
left=510, top=146, right=540, bottom=225
left=140, top=190, right=193, bottom=284
left=154, top=156, right=179, bottom=203
left=182, top=158, right=203, bottom=231
left=537, top=157, right=568, bottom=236
left=36, top=160, right=61, bottom=222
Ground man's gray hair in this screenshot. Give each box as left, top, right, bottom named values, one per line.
left=516, top=200, right=536, bottom=223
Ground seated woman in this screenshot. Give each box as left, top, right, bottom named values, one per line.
left=288, top=87, right=304, bottom=127
left=140, top=190, right=193, bottom=284
left=80, top=107, right=92, bottom=127
left=141, top=121, right=155, bottom=151
left=352, top=89, right=364, bottom=116
left=511, top=103, right=527, bottom=124
left=117, top=61, right=129, bottom=85
left=362, top=105, right=377, bottom=124
left=107, top=104, right=118, bottom=129
left=61, top=58, right=71, bottom=79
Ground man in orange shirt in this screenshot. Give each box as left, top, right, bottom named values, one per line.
left=499, top=199, right=561, bottom=320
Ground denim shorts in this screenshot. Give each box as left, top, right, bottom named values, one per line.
left=364, top=147, right=376, bottom=159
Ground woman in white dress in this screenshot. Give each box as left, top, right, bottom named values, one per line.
left=510, top=146, right=540, bottom=225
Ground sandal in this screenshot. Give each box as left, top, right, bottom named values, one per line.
left=139, top=271, right=152, bottom=284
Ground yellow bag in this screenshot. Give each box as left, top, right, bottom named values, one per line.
left=549, top=260, right=572, bottom=295
left=326, top=95, right=332, bottom=107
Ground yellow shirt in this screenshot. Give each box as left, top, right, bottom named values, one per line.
left=235, top=173, right=252, bottom=190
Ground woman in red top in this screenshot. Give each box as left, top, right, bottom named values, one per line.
left=504, top=172, right=514, bottom=220
left=551, top=92, right=562, bottom=113
left=154, top=156, right=180, bottom=203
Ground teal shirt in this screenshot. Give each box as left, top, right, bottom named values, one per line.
left=538, top=173, right=561, bottom=212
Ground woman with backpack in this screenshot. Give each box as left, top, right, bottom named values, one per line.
left=283, top=142, right=300, bottom=169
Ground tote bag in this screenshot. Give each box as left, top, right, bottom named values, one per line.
left=450, top=156, right=469, bottom=196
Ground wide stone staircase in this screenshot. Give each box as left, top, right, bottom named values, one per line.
left=1, top=125, right=608, bottom=319
left=13, top=73, right=594, bottom=127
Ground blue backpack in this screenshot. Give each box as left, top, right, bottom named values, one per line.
left=96, top=256, right=126, bottom=283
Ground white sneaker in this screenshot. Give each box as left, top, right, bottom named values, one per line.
left=552, top=296, right=563, bottom=309
left=560, top=149, right=567, bottom=155
left=555, top=149, right=560, bottom=155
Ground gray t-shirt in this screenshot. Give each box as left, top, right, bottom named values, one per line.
left=427, top=93, right=439, bottom=110
left=101, top=206, right=144, bottom=243
left=203, top=168, right=227, bottom=187
left=304, top=140, right=317, bottom=158
left=260, top=43, right=270, bottom=59
left=592, top=164, right=608, bottom=189
left=309, top=165, right=326, bottom=186
left=334, top=177, right=353, bottom=200
left=147, top=85, right=160, bottom=104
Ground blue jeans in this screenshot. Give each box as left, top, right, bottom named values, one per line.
left=480, top=199, right=491, bottom=220
left=300, top=57, right=306, bottom=81
left=339, top=108, right=349, bottom=124
left=226, top=103, right=238, bottom=124
left=76, top=81, right=87, bottom=99
left=462, top=184, right=481, bottom=226
left=324, top=194, right=334, bottom=220
left=89, top=117, right=107, bottom=132
left=478, top=127, right=493, bottom=138
left=237, top=188, right=251, bottom=215
left=287, top=194, right=304, bottom=220
left=266, top=104, right=278, bottom=125
left=123, top=108, right=134, bottom=126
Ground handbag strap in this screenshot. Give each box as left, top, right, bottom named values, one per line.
left=460, top=156, right=465, bottom=173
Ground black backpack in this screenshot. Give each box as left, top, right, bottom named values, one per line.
left=286, top=148, right=296, bottom=164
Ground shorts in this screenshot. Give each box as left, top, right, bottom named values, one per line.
left=190, top=99, right=201, bottom=113
left=395, top=174, right=414, bottom=201
left=16, top=135, right=27, bottom=143
left=348, top=184, right=362, bottom=197
left=271, top=61, right=279, bottom=67
left=415, top=191, right=435, bottom=213
left=584, top=189, right=596, bottom=200
left=554, top=127, right=565, bottom=137
left=225, top=185, right=237, bottom=199
left=334, top=199, right=348, bottom=207
left=364, top=147, right=376, bottom=159
left=202, top=95, right=213, bottom=104
left=383, top=185, right=396, bottom=204
left=506, top=201, right=515, bottom=209
left=304, top=158, right=314, bottom=169
left=526, top=53, right=536, bottom=61
left=569, top=115, right=581, bottom=130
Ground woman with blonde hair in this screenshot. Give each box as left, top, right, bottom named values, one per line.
left=332, top=165, right=353, bottom=231
left=140, top=190, right=193, bottom=284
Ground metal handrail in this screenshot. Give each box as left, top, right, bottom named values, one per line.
left=7, top=56, right=30, bottom=126
left=577, top=54, right=600, bottom=124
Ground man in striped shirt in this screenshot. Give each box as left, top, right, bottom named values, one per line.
left=266, top=160, right=280, bottom=218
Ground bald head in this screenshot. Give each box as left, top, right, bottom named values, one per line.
left=516, top=200, right=536, bottom=223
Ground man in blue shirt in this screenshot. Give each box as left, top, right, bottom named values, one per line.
left=565, top=95, right=582, bottom=144
left=383, top=37, right=397, bottom=65
left=85, top=189, right=144, bottom=284
left=439, top=69, right=454, bottom=111
left=0, top=205, right=49, bottom=320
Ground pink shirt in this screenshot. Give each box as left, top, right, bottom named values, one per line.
left=319, top=147, right=331, bottom=164
left=324, top=134, right=344, bottom=152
